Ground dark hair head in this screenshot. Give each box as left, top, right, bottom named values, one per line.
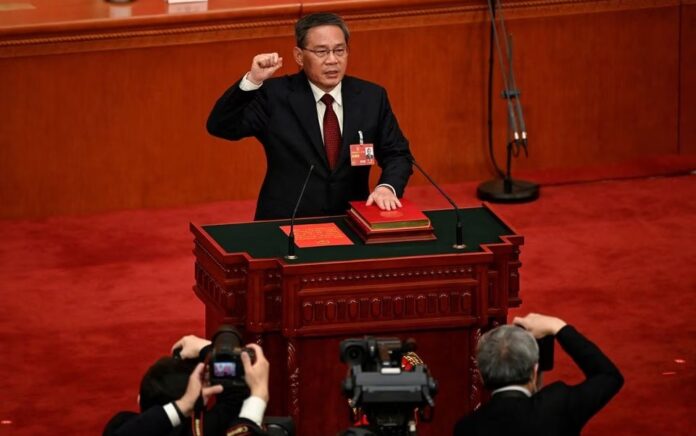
left=139, top=357, right=197, bottom=412
left=476, top=325, right=539, bottom=390
left=295, top=13, right=350, bottom=48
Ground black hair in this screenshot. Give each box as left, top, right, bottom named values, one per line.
left=139, top=357, right=197, bottom=412
left=295, top=13, right=350, bottom=48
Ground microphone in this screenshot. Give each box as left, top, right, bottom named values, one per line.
left=285, top=164, right=314, bottom=260
left=505, top=32, right=528, bottom=155
left=409, top=157, right=465, bottom=249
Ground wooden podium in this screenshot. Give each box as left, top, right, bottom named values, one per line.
left=190, top=206, right=523, bottom=435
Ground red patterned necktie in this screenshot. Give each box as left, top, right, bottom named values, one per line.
left=320, top=94, right=341, bottom=169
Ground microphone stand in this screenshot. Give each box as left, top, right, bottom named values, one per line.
left=410, top=158, right=466, bottom=250
left=477, top=0, right=539, bottom=203
left=285, top=165, right=314, bottom=260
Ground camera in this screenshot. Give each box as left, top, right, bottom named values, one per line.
left=341, top=337, right=405, bottom=373
left=208, top=325, right=256, bottom=389
left=513, top=324, right=555, bottom=372
left=537, top=335, right=555, bottom=372
left=340, top=337, right=438, bottom=436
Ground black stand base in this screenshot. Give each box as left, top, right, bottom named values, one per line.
left=477, top=178, right=540, bottom=203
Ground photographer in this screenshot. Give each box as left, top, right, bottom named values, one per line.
left=453, top=313, right=623, bottom=436
left=103, top=335, right=269, bottom=436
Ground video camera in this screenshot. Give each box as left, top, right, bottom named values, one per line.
left=340, top=337, right=438, bottom=436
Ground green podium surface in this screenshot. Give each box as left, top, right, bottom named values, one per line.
left=190, top=205, right=524, bottom=436
left=202, top=208, right=512, bottom=263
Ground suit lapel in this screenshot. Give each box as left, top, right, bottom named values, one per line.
left=338, top=77, right=363, bottom=170
left=288, top=72, right=329, bottom=169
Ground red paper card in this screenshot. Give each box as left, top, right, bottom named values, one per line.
left=280, top=223, right=354, bottom=248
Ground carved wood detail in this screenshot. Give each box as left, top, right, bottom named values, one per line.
left=507, top=260, right=522, bottom=305
left=1, top=0, right=675, bottom=51
left=470, top=328, right=483, bottom=411
left=194, top=241, right=247, bottom=276
left=297, top=288, right=476, bottom=327
left=299, top=266, right=475, bottom=285
left=487, top=270, right=500, bottom=309
left=0, top=19, right=294, bottom=49
left=287, top=339, right=300, bottom=420
left=194, top=261, right=247, bottom=318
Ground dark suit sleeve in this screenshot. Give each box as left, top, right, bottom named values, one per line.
left=556, top=325, right=624, bottom=428
left=206, top=79, right=269, bottom=142
left=103, top=407, right=174, bottom=436
left=374, top=88, right=413, bottom=196
left=452, top=414, right=474, bottom=436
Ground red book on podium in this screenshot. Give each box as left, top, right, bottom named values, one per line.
left=346, top=199, right=436, bottom=244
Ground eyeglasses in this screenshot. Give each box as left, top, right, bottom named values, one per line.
left=301, top=47, right=347, bottom=58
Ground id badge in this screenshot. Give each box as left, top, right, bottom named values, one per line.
left=350, top=143, right=375, bottom=166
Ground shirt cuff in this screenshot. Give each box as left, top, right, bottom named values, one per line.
left=238, top=395, right=267, bottom=427
left=376, top=184, right=396, bottom=196
left=239, top=73, right=263, bottom=91
left=163, top=403, right=182, bottom=427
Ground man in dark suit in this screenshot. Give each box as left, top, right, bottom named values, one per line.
left=207, top=13, right=413, bottom=220
left=453, top=313, right=624, bottom=436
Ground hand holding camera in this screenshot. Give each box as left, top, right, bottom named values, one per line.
left=241, top=343, right=270, bottom=403
left=171, top=335, right=212, bottom=360
left=513, top=313, right=567, bottom=338
left=512, top=313, right=564, bottom=373
left=174, top=362, right=224, bottom=417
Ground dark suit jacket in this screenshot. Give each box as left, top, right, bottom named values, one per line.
left=207, top=71, right=413, bottom=220
left=453, top=325, right=624, bottom=436
left=103, top=406, right=263, bottom=436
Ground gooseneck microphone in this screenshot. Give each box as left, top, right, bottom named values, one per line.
left=409, top=157, right=466, bottom=249
left=285, top=164, right=315, bottom=260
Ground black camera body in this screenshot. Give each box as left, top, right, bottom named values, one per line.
left=536, top=335, right=555, bottom=372
left=340, top=337, right=405, bottom=373
left=512, top=324, right=555, bottom=372
left=208, top=325, right=256, bottom=389
left=197, top=326, right=296, bottom=436
left=340, top=337, right=438, bottom=436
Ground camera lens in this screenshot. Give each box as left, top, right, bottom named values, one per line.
left=346, top=346, right=363, bottom=364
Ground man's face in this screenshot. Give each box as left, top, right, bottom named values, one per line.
left=294, top=25, right=348, bottom=92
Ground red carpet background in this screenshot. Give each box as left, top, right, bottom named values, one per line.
left=0, top=172, right=694, bottom=434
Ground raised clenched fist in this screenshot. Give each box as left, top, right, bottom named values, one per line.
left=248, top=52, right=283, bottom=85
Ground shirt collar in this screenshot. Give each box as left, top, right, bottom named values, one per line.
left=491, top=385, right=532, bottom=397
left=308, top=80, right=342, bottom=107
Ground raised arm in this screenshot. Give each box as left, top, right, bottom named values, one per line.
left=206, top=53, right=282, bottom=141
